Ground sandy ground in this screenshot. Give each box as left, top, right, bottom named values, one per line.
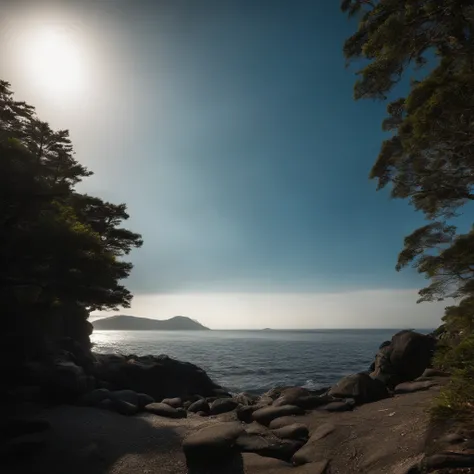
left=1, top=379, right=450, bottom=474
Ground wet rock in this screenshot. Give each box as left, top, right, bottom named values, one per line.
left=394, top=380, right=436, bottom=394
left=161, top=397, right=182, bottom=408
left=210, top=398, right=238, bottom=415
left=328, top=373, right=389, bottom=404
left=252, top=405, right=304, bottom=426
left=144, top=402, right=187, bottom=418
left=272, top=423, right=309, bottom=440
left=188, top=399, right=210, bottom=414
left=182, top=422, right=244, bottom=467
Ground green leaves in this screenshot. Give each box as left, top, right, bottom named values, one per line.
left=342, top=0, right=474, bottom=337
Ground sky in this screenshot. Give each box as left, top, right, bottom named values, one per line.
left=0, top=0, right=448, bottom=329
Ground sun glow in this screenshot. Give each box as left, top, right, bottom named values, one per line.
left=23, top=27, right=86, bottom=98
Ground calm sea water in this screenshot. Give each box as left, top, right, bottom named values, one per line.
left=91, top=329, right=430, bottom=394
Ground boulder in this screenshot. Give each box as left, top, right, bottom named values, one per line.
left=328, top=373, right=389, bottom=404
left=269, top=416, right=306, bottom=430
left=144, top=402, right=187, bottom=419
left=371, top=330, right=436, bottom=388
left=109, top=389, right=140, bottom=406
left=78, top=388, right=110, bottom=406
left=197, top=411, right=208, bottom=417
left=236, top=432, right=305, bottom=462
left=237, top=405, right=256, bottom=423
left=161, top=397, right=182, bottom=408
left=93, top=353, right=224, bottom=401
left=137, top=393, right=154, bottom=408
left=252, top=405, right=304, bottom=426
left=272, top=387, right=311, bottom=406
left=182, top=422, right=244, bottom=467
left=272, top=423, right=309, bottom=440
left=292, top=423, right=336, bottom=466
left=210, top=398, right=238, bottom=415
left=110, top=399, right=138, bottom=416
left=45, top=360, right=90, bottom=401
left=188, top=399, right=210, bottom=414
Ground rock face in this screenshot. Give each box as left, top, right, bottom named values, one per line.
left=93, top=353, right=226, bottom=401
left=370, top=330, right=436, bottom=388
left=328, top=373, right=389, bottom=404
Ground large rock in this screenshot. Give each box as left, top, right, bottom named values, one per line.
left=236, top=432, right=305, bottom=462
left=371, top=330, right=436, bottom=388
left=237, top=405, right=257, bottom=423
left=292, top=423, right=336, bottom=466
left=210, top=398, right=238, bottom=415
left=144, top=402, right=187, bottom=418
left=93, top=353, right=224, bottom=401
left=110, top=399, right=138, bottom=416
left=161, top=397, right=182, bottom=408
left=328, top=373, right=389, bottom=404
left=187, top=398, right=210, bottom=414
left=272, top=423, right=309, bottom=440
left=252, top=405, right=304, bottom=426
left=272, top=387, right=311, bottom=406
left=44, top=360, right=91, bottom=401
left=182, top=422, right=244, bottom=467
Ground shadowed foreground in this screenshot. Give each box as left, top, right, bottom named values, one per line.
left=1, top=378, right=459, bottom=474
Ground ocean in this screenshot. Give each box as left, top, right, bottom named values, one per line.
left=91, top=329, right=430, bottom=395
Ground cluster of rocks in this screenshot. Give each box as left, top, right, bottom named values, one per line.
left=3, top=329, right=448, bottom=471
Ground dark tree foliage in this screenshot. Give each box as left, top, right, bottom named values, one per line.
left=342, top=1, right=474, bottom=334
left=0, top=80, right=143, bottom=349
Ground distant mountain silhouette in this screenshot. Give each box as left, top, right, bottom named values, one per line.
left=92, top=315, right=210, bottom=330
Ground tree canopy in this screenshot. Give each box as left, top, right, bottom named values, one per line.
left=0, top=80, right=143, bottom=347
left=342, top=0, right=474, bottom=331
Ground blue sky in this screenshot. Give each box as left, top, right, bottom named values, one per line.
left=1, top=0, right=446, bottom=327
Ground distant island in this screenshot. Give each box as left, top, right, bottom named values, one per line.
left=92, top=315, right=210, bottom=331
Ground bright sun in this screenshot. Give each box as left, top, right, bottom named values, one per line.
left=24, top=28, right=86, bottom=97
